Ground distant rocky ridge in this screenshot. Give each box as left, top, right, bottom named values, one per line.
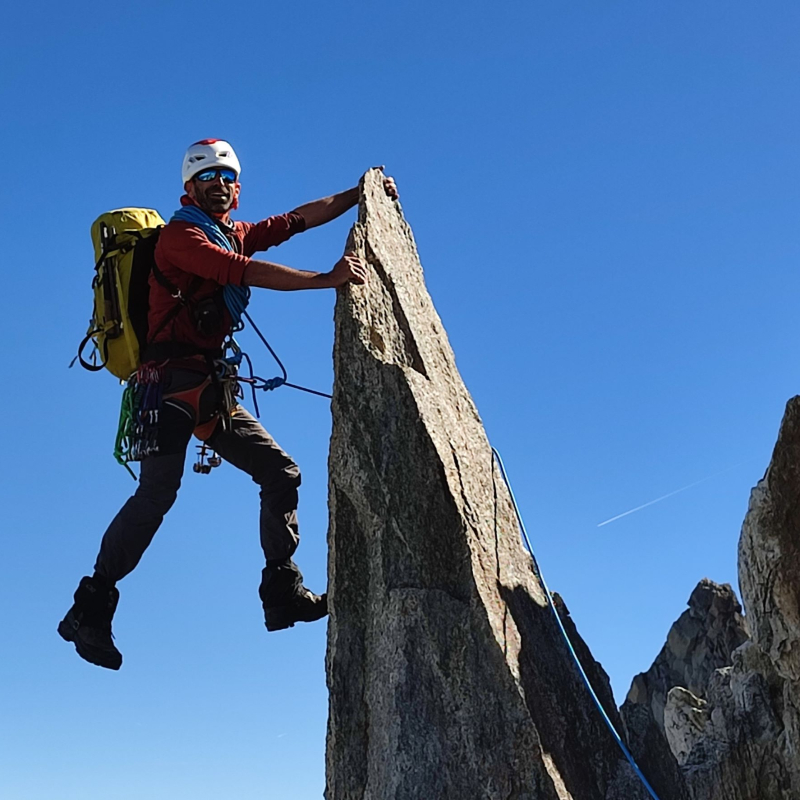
left=324, top=170, right=798, bottom=799
left=622, top=398, right=800, bottom=799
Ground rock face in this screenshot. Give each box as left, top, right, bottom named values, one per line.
left=622, top=580, right=748, bottom=740
left=739, top=398, right=800, bottom=687
left=733, top=396, right=800, bottom=798
left=325, top=170, right=686, bottom=800
left=621, top=398, right=800, bottom=800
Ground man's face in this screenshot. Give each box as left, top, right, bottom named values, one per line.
left=185, top=169, right=239, bottom=215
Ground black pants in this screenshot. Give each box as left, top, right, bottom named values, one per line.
left=93, top=364, right=304, bottom=604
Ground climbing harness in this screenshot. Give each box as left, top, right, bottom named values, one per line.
left=114, top=354, right=238, bottom=477
left=491, top=447, right=663, bottom=800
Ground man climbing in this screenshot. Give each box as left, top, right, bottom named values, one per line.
left=59, top=139, right=398, bottom=670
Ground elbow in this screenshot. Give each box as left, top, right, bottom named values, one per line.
left=293, top=208, right=320, bottom=230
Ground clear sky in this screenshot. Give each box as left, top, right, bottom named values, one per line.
left=2, top=2, right=799, bottom=798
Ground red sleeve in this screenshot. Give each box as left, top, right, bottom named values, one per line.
left=158, top=221, right=252, bottom=286
left=238, top=211, right=307, bottom=257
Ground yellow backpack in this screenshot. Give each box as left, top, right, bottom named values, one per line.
left=76, top=208, right=165, bottom=380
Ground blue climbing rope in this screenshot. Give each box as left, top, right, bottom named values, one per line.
left=242, top=309, right=331, bottom=399
left=491, top=447, right=663, bottom=800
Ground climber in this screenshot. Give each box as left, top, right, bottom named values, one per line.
left=59, top=139, right=399, bottom=670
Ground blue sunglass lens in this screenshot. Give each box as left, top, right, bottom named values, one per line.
left=195, top=169, right=237, bottom=183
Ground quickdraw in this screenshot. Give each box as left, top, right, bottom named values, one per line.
left=113, top=363, right=164, bottom=477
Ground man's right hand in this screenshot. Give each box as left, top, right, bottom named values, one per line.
left=329, top=252, right=369, bottom=286
left=243, top=251, right=369, bottom=291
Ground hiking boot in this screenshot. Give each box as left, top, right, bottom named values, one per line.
left=58, top=575, right=123, bottom=670
left=259, top=559, right=328, bottom=631
left=263, top=588, right=328, bottom=632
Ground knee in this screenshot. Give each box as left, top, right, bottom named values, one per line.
left=135, top=479, right=180, bottom=514
left=286, top=462, right=301, bottom=488
left=256, top=461, right=301, bottom=494
left=136, top=456, right=184, bottom=511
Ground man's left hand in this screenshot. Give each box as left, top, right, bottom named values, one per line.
left=383, top=176, right=399, bottom=200
left=373, top=166, right=399, bottom=200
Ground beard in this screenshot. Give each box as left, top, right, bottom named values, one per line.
left=197, top=190, right=234, bottom=215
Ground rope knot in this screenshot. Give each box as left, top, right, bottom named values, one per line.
left=263, top=376, right=286, bottom=391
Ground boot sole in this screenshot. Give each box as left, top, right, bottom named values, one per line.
left=264, top=596, right=328, bottom=632
left=265, top=611, right=296, bottom=632
left=58, top=619, right=122, bottom=671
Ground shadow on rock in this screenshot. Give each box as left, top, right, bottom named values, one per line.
left=499, top=581, right=690, bottom=800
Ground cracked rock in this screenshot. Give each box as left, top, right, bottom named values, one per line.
left=324, top=170, right=687, bottom=800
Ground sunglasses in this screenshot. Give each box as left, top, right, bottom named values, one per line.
left=194, top=168, right=238, bottom=184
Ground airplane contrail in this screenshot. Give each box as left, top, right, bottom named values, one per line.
left=597, top=461, right=750, bottom=528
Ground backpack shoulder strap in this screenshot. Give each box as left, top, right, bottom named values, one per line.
left=146, top=270, right=204, bottom=345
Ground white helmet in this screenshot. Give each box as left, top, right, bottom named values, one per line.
left=181, top=139, right=241, bottom=183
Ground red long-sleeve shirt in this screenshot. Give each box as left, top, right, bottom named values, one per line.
left=149, top=207, right=306, bottom=352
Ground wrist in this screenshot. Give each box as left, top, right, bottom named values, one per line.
left=315, top=270, right=338, bottom=289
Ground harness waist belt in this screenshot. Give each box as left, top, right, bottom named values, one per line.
left=142, top=342, right=223, bottom=362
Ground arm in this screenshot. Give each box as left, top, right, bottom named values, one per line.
left=240, top=211, right=306, bottom=257
left=243, top=252, right=368, bottom=291
left=292, top=187, right=359, bottom=230
left=291, top=173, right=399, bottom=230
left=160, top=222, right=253, bottom=284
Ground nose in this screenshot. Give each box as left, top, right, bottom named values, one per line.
left=206, top=175, right=230, bottom=194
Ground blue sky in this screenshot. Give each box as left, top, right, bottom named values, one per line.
left=2, top=2, right=799, bottom=797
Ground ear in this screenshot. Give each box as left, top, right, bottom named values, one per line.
left=231, top=182, right=241, bottom=211
left=184, top=180, right=196, bottom=199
